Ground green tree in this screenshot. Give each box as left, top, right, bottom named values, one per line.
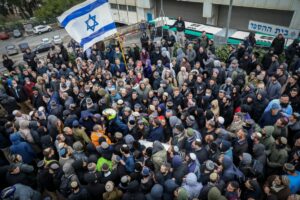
left=34, top=0, right=84, bottom=22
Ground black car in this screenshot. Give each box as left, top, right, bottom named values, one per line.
left=33, top=43, right=53, bottom=54
left=18, top=42, right=30, bottom=53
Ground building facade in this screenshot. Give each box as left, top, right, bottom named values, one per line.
left=110, top=0, right=300, bottom=31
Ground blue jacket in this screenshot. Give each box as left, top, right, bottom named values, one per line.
left=287, top=171, right=300, bottom=194
left=110, top=63, right=126, bottom=76
left=108, top=117, right=129, bottom=135
left=9, top=133, right=36, bottom=164
left=259, top=110, right=282, bottom=127
left=122, top=155, right=135, bottom=173
left=264, top=99, right=293, bottom=117
left=147, top=125, right=164, bottom=142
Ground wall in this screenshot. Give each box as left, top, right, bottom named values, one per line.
left=217, top=5, right=294, bottom=30
left=155, top=0, right=206, bottom=24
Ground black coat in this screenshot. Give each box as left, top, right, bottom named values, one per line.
left=271, top=37, right=285, bottom=55
left=85, top=183, right=105, bottom=200
left=3, top=58, right=14, bottom=71
left=9, top=85, right=28, bottom=103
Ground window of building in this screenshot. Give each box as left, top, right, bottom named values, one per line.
left=128, top=6, right=137, bottom=12
left=110, top=3, right=118, bottom=9
left=119, top=4, right=127, bottom=11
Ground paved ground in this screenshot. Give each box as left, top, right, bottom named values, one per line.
left=0, top=27, right=142, bottom=72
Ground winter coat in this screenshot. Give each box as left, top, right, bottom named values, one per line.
left=147, top=125, right=164, bottom=142
left=266, top=80, right=281, bottom=100
left=253, top=143, right=267, bottom=166
left=222, top=156, right=244, bottom=183
left=186, top=49, right=196, bottom=63
left=103, top=188, right=123, bottom=200
left=182, top=173, right=203, bottom=199
left=271, top=37, right=285, bottom=55
left=268, top=146, right=288, bottom=168
left=260, top=126, right=275, bottom=155
left=208, top=187, right=227, bottom=200
left=5, top=183, right=41, bottom=200
left=9, top=133, right=36, bottom=164
left=122, top=180, right=145, bottom=200
left=68, top=187, right=89, bottom=200
left=9, top=85, right=28, bottom=103
left=151, top=141, right=167, bottom=172
left=259, top=110, right=281, bottom=127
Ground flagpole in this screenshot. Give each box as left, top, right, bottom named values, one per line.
left=116, top=32, right=128, bottom=70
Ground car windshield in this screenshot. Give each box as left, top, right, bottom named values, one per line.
left=54, top=36, right=60, bottom=39
left=6, top=45, right=15, bottom=50
left=13, top=30, right=19, bottom=33
left=19, top=43, right=29, bottom=47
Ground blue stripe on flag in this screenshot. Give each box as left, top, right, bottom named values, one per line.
left=80, top=22, right=116, bottom=46
left=60, top=0, right=108, bottom=27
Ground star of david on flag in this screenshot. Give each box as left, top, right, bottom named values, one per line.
left=85, top=14, right=99, bottom=32
left=58, top=0, right=117, bottom=51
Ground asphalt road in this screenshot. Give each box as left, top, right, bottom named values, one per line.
left=0, top=27, right=142, bottom=72
left=0, top=29, right=70, bottom=70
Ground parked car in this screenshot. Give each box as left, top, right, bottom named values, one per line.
left=18, top=42, right=30, bottom=53
left=13, top=29, right=22, bottom=38
left=24, top=23, right=34, bottom=35
left=0, top=32, right=9, bottom=40
left=42, top=37, right=50, bottom=44
left=33, top=25, right=52, bottom=34
left=53, top=35, right=62, bottom=45
left=32, top=43, right=53, bottom=54
left=6, top=45, right=18, bottom=56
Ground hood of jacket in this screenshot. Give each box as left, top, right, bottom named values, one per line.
left=264, top=126, right=275, bottom=137
left=10, top=132, right=21, bottom=145
left=185, top=173, right=198, bottom=186
left=47, top=115, right=59, bottom=127
left=222, top=155, right=234, bottom=170
left=169, top=116, right=182, bottom=128
left=208, top=187, right=226, bottom=200
left=253, top=143, right=265, bottom=157
left=164, top=179, right=179, bottom=193
left=62, top=162, right=75, bottom=176
left=152, top=141, right=164, bottom=154
left=126, top=180, right=140, bottom=193
left=150, top=184, right=163, bottom=198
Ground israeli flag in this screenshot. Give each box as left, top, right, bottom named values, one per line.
left=58, top=0, right=117, bottom=51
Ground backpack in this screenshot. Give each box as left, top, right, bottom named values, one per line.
left=233, top=69, right=246, bottom=87
left=59, top=174, right=73, bottom=197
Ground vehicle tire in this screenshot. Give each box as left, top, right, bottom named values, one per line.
left=48, top=29, right=52, bottom=32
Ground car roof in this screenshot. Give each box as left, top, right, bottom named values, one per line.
left=18, top=43, right=29, bottom=47
left=34, top=25, right=45, bottom=28
left=6, top=44, right=16, bottom=48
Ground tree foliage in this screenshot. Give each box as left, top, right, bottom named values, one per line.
left=0, top=0, right=41, bottom=18
left=34, top=0, right=84, bottom=21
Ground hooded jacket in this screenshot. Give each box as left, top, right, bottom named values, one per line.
left=151, top=141, right=167, bottom=172
left=122, top=180, right=145, bottom=200
left=208, top=187, right=227, bottom=200
left=182, top=173, right=203, bottom=199
left=9, top=133, right=36, bottom=164
left=222, top=156, right=244, bottom=183
left=260, top=126, right=275, bottom=155
left=2, top=183, right=41, bottom=200
left=253, top=143, right=267, bottom=166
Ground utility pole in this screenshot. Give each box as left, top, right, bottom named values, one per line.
left=225, top=0, right=233, bottom=44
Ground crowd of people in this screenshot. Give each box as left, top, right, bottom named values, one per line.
left=1, top=16, right=300, bottom=200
